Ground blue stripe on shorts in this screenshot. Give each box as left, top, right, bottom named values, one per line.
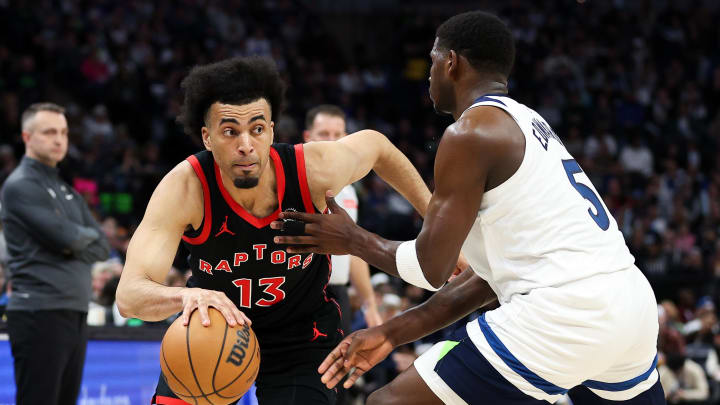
left=433, top=323, right=548, bottom=405
left=477, top=314, right=658, bottom=395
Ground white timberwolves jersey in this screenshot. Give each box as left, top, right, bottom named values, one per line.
left=461, top=95, right=635, bottom=304
left=329, top=184, right=359, bottom=285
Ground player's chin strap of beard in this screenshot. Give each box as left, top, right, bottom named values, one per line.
left=280, top=208, right=307, bottom=236
left=395, top=240, right=440, bottom=291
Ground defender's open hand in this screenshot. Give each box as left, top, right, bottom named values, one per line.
left=272, top=192, right=360, bottom=255
left=318, top=326, right=394, bottom=389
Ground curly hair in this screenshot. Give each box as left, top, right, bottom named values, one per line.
left=436, top=11, right=515, bottom=78
left=178, top=56, right=286, bottom=137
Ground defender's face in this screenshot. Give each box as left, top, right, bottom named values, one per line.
left=428, top=38, right=453, bottom=115
left=305, top=113, right=346, bottom=142
left=23, top=111, right=69, bottom=167
left=202, top=99, right=274, bottom=189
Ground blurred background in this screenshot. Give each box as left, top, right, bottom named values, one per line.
left=0, top=0, right=719, bottom=404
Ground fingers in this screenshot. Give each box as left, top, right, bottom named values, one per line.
left=324, top=192, right=340, bottom=213
left=286, top=246, right=322, bottom=254
left=197, top=302, right=211, bottom=327
left=319, top=339, right=349, bottom=373
left=181, top=300, right=194, bottom=326
left=271, top=221, right=316, bottom=234
left=213, top=292, right=250, bottom=327
left=181, top=289, right=252, bottom=329
left=239, top=311, right=252, bottom=326
left=320, top=357, right=348, bottom=388
left=217, top=305, right=238, bottom=327
left=278, top=210, right=318, bottom=222
left=343, top=366, right=367, bottom=389
left=273, top=235, right=317, bottom=245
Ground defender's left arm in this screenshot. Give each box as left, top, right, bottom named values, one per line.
left=302, top=130, right=431, bottom=216
left=278, top=115, right=512, bottom=289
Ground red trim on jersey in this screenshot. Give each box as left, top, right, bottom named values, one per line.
left=321, top=251, right=343, bottom=326
left=294, top=144, right=316, bottom=213
left=182, top=155, right=212, bottom=245
left=214, top=147, right=286, bottom=228
left=152, top=395, right=190, bottom=405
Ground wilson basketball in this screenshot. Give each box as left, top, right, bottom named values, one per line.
left=160, top=308, right=260, bottom=404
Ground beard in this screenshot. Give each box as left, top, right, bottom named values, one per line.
left=233, top=176, right=259, bottom=189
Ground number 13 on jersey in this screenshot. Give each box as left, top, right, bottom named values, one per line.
left=232, top=277, right=287, bottom=308
left=562, top=159, right=610, bottom=231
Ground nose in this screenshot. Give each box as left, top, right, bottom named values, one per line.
left=236, top=132, right=254, bottom=155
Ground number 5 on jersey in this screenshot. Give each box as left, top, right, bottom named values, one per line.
left=232, top=277, right=286, bottom=308
left=561, top=159, right=610, bottom=231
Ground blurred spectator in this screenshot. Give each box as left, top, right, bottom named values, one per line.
left=82, top=104, right=114, bottom=144
left=619, top=134, right=654, bottom=178
left=0, top=102, right=110, bottom=405
left=659, top=352, right=710, bottom=404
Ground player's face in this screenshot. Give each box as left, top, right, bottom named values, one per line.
left=428, top=38, right=453, bottom=115
left=304, top=113, right=346, bottom=142
left=22, top=111, right=69, bottom=167
left=202, top=99, right=274, bottom=189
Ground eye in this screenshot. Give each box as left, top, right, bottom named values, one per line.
left=223, top=128, right=236, bottom=136
left=253, top=125, right=264, bottom=134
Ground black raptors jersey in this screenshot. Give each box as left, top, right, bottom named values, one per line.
left=181, top=144, right=342, bottom=376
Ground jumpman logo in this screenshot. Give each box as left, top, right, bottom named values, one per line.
left=310, top=322, right=327, bottom=342
left=215, top=216, right=236, bottom=237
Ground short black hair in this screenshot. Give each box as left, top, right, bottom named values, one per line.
left=436, top=11, right=515, bottom=77
left=178, top=56, right=286, bottom=136
left=305, top=104, right=346, bottom=129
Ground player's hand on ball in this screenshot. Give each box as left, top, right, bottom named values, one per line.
left=272, top=192, right=360, bottom=255
left=179, top=287, right=251, bottom=328
left=318, top=326, right=394, bottom=389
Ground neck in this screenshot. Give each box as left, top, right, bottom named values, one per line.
left=452, top=80, right=508, bottom=120
left=219, top=158, right=278, bottom=215
left=25, top=152, right=57, bottom=168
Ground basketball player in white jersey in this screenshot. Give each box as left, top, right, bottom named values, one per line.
left=275, top=11, right=665, bottom=405
left=303, top=104, right=383, bottom=332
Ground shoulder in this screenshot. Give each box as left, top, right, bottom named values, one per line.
left=143, top=159, right=204, bottom=227
left=1, top=171, right=41, bottom=198
left=440, top=106, right=522, bottom=157
left=452, top=106, right=516, bottom=140
left=155, top=160, right=202, bottom=200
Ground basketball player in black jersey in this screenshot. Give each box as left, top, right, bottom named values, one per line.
left=115, top=56, right=432, bottom=405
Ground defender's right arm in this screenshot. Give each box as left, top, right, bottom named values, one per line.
left=319, top=268, right=497, bottom=388
left=116, top=162, right=249, bottom=327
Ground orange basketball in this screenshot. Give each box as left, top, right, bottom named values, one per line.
left=160, top=308, right=260, bottom=405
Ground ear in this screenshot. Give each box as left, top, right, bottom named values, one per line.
left=201, top=127, right=211, bottom=151
left=447, top=50, right=459, bottom=78
left=302, top=129, right=311, bottom=143
left=269, top=121, right=275, bottom=144
left=21, top=130, right=31, bottom=144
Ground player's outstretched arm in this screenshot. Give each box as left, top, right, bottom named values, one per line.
left=277, top=112, right=509, bottom=288
left=318, top=267, right=497, bottom=389
left=116, top=162, right=250, bottom=327
left=303, top=129, right=432, bottom=216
